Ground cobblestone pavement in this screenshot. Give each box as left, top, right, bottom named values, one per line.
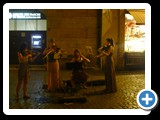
left=7, top=69, right=145, bottom=111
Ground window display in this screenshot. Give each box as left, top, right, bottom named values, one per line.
left=125, top=25, right=145, bottom=52
left=125, top=13, right=145, bottom=53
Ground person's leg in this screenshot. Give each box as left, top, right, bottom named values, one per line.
left=16, top=67, right=23, bottom=99
left=16, top=80, right=22, bottom=99
left=42, top=63, right=48, bottom=89
left=71, top=77, right=76, bottom=89
left=47, top=62, right=52, bottom=91
left=23, top=74, right=30, bottom=99
left=81, top=71, right=88, bottom=89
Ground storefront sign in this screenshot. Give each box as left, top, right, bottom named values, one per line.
left=9, top=12, right=41, bottom=19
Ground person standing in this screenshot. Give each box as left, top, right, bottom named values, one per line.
left=95, top=38, right=117, bottom=93
left=43, top=39, right=62, bottom=92
left=16, top=42, right=32, bottom=100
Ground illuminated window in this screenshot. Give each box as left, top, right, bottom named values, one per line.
left=31, top=35, right=42, bottom=49
left=125, top=25, right=145, bottom=52
left=125, top=12, right=145, bottom=53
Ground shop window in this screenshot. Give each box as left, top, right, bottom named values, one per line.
left=125, top=25, right=145, bottom=52
left=125, top=13, right=145, bottom=53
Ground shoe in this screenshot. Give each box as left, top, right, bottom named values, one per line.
left=83, top=85, right=87, bottom=89
left=23, top=96, right=30, bottom=99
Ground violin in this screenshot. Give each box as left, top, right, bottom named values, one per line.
left=43, top=47, right=67, bottom=60
left=101, top=45, right=108, bottom=52
left=97, top=45, right=108, bottom=52
left=25, top=50, right=41, bottom=62
left=95, top=45, right=109, bottom=58
left=25, top=50, right=37, bottom=56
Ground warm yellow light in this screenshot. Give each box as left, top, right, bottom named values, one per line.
left=125, top=14, right=134, bottom=20
left=125, top=39, right=145, bottom=52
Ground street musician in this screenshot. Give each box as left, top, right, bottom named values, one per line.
left=96, top=44, right=109, bottom=58
left=42, top=39, right=63, bottom=92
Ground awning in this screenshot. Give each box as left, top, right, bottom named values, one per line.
left=127, top=9, right=145, bottom=25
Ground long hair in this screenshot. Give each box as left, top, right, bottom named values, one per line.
left=74, top=49, right=81, bottom=58
left=19, top=42, right=28, bottom=56
left=106, top=38, right=114, bottom=46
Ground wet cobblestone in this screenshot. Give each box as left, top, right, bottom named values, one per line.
left=8, top=69, right=145, bottom=109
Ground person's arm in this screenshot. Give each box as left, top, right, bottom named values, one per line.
left=70, top=57, right=75, bottom=62
left=95, top=46, right=113, bottom=58
left=97, top=43, right=107, bottom=52
left=29, top=52, right=41, bottom=62
left=43, top=48, right=50, bottom=55
left=28, top=55, right=33, bottom=62
left=97, top=46, right=103, bottom=51
left=18, top=52, right=32, bottom=61
left=43, top=48, right=55, bottom=60
left=101, top=46, right=113, bottom=56
left=95, top=53, right=104, bottom=58
left=81, top=54, right=90, bottom=62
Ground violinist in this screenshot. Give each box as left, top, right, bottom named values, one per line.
left=16, top=42, right=32, bottom=100
left=95, top=38, right=117, bottom=93
left=96, top=43, right=108, bottom=58
left=24, top=50, right=37, bottom=62
left=42, top=39, right=62, bottom=92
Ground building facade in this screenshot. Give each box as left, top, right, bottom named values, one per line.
left=9, top=9, right=145, bottom=70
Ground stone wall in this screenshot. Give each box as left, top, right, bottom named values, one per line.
left=40, top=9, right=100, bottom=56
left=40, top=9, right=126, bottom=70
